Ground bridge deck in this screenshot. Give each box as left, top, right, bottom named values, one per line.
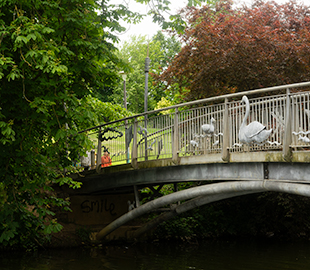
left=70, top=150, right=310, bottom=196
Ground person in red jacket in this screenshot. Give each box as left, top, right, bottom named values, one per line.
left=101, top=149, right=112, bottom=167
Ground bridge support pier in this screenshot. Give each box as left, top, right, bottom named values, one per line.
left=133, top=185, right=140, bottom=208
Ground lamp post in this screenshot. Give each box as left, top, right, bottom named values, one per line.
left=144, top=46, right=150, bottom=160
left=144, top=44, right=150, bottom=114
left=119, top=71, right=127, bottom=109
left=144, top=57, right=150, bottom=113
left=119, top=71, right=130, bottom=163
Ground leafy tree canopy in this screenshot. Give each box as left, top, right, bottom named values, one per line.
left=0, top=0, right=211, bottom=249
left=130, top=0, right=220, bottom=33
left=157, top=0, right=310, bottom=101
left=0, top=0, right=129, bottom=249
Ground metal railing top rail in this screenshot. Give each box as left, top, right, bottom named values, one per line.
left=80, top=81, right=310, bottom=133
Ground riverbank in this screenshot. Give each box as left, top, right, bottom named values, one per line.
left=47, top=218, right=310, bottom=250
left=48, top=223, right=144, bottom=248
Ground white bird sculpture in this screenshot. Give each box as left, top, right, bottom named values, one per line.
left=138, top=125, right=148, bottom=136
left=213, top=140, right=219, bottom=146
left=201, top=117, right=215, bottom=136
left=127, top=200, right=135, bottom=211
left=239, top=95, right=272, bottom=144
left=190, top=140, right=199, bottom=148
left=298, top=135, right=310, bottom=144
left=147, top=139, right=156, bottom=151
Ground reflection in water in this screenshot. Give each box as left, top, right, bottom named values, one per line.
left=1, top=240, right=310, bottom=270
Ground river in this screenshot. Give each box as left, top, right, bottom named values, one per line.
left=1, top=240, right=310, bottom=270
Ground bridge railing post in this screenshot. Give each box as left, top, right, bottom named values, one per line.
left=131, top=117, right=138, bottom=169
left=172, top=107, right=179, bottom=164
left=91, top=150, right=96, bottom=169
left=144, top=115, right=148, bottom=161
left=222, top=98, right=230, bottom=162
left=283, top=88, right=292, bottom=161
left=96, top=127, right=102, bottom=173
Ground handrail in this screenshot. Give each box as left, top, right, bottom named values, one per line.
left=79, top=81, right=310, bottom=133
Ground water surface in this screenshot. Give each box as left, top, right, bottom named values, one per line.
left=1, top=240, right=310, bottom=270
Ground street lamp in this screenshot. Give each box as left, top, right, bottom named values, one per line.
left=144, top=46, right=150, bottom=160
left=119, top=71, right=127, bottom=109
left=144, top=51, right=150, bottom=113
left=119, top=71, right=130, bottom=163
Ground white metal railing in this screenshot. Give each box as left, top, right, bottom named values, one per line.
left=80, top=81, right=310, bottom=170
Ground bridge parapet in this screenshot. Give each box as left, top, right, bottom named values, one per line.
left=80, top=82, right=310, bottom=171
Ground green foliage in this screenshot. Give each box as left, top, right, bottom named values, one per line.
left=76, top=95, right=132, bottom=131
left=75, top=226, right=92, bottom=244
left=136, top=0, right=218, bottom=34
left=154, top=97, right=174, bottom=115
left=154, top=192, right=310, bottom=241
left=143, top=183, right=310, bottom=241
left=85, top=95, right=133, bottom=123
left=114, top=32, right=181, bottom=113
left=0, top=0, right=222, bottom=250
left=0, top=0, right=125, bottom=249
left=156, top=215, right=200, bottom=239
left=0, top=182, right=7, bottom=209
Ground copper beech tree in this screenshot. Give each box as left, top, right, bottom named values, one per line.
left=157, top=0, right=310, bottom=101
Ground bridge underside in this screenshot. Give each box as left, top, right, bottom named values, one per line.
left=95, top=180, right=310, bottom=241
left=70, top=160, right=310, bottom=195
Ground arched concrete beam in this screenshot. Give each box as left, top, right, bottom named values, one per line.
left=96, top=180, right=310, bottom=241
left=131, top=191, right=258, bottom=239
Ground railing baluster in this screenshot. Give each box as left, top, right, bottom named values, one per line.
left=222, top=98, right=230, bottom=161
left=131, top=117, right=138, bottom=169
left=283, top=88, right=292, bottom=161
left=96, top=127, right=102, bottom=173
left=144, top=115, right=148, bottom=161
left=173, top=108, right=179, bottom=164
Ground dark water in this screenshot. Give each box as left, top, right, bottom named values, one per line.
left=1, top=240, right=310, bottom=270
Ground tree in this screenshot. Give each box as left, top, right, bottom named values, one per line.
left=157, top=0, right=310, bottom=101
left=113, top=32, right=181, bottom=113
left=0, top=0, right=127, bottom=249
left=0, top=0, right=216, bottom=249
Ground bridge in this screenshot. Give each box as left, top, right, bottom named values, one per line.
left=69, top=81, right=310, bottom=241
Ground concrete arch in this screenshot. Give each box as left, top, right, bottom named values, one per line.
left=96, top=180, right=310, bottom=241
left=131, top=190, right=259, bottom=239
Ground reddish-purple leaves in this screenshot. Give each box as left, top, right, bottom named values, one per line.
left=157, top=1, right=310, bottom=101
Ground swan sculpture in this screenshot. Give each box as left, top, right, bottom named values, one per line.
left=190, top=140, right=199, bottom=148
left=239, top=95, right=272, bottom=144
left=147, top=139, right=156, bottom=151
left=298, top=135, right=310, bottom=144
left=138, top=125, right=148, bottom=136
left=201, top=117, right=215, bottom=136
